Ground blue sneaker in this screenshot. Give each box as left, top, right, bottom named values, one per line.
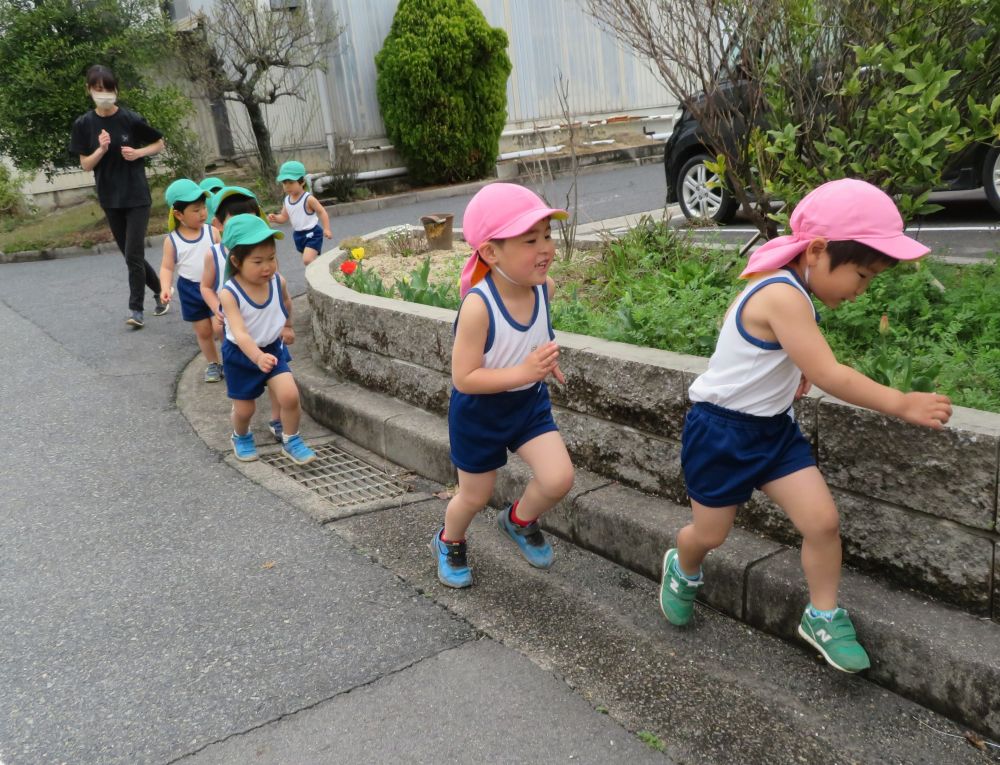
left=497, top=504, right=553, bottom=569
left=231, top=431, right=258, bottom=461
left=126, top=311, right=144, bottom=328
left=204, top=362, right=223, bottom=383
left=282, top=433, right=316, bottom=465
left=268, top=419, right=283, bottom=442
left=431, top=528, right=472, bottom=588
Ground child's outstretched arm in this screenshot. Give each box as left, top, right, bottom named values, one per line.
left=308, top=195, right=333, bottom=239
left=267, top=205, right=289, bottom=225
left=768, top=287, right=952, bottom=429
left=158, top=237, right=176, bottom=304
left=453, top=294, right=562, bottom=394
left=218, top=289, right=277, bottom=373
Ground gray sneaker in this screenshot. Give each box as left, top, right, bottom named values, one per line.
left=126, top=311, right=144, bottom=328
left=153, top=297, right=170, bottom=316
left=204, top=362, right=223, bottom=383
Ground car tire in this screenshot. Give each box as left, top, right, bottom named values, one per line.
left=983, top=146, right=1000, bottom=216
left=675, top=153, right=739, bottom=223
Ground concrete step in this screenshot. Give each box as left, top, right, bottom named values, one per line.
left=328, top=497, right=988, bottom=764
left=292, top=308, right=1000, bottom=743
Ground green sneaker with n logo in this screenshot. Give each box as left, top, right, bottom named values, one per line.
left=797, top=607, right=871, bottom=673
left=658, top=548, right=703, bottom=626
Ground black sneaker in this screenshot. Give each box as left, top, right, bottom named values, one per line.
left=126, top=311, right=144, bottom=328
left=153, top=297, right=169, bottom=316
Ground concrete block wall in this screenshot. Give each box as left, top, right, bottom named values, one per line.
left=307, top=259, right=1000, bottom=618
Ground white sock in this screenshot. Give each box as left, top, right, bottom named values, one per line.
left=282, top=432, right=298, bottom=443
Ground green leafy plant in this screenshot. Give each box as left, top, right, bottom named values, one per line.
left=394, top=259, right=460, bottom=308
left=339, top=261, right=392, bottom=298
left=0, top=162, right=29, bottom=218
left=637, top=731, right=666, bottom=753
left=384, top=226, right=425, bottom=258
left=375, top=0, right=511, bottom=185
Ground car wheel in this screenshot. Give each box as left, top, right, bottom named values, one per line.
left=983, top=146, right=1000, bottom=216
left=675, top=153, right=739, bottom=223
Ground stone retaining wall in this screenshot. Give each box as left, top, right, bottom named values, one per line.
left=307, top=254, right=1000, bottom=619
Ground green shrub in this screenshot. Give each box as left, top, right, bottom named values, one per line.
left=375, top=0, right=511, bottom=185
left=0, top=162, right=29, bottom=218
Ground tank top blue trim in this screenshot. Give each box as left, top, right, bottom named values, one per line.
left=485, top=272, right=539, bottom=331
left=734, top=268, right=820, bottom=350
left=540, top=282, right=555, bottom=340
left=454, top=287, right=497, bottom=354
left=288, top=191, right=309, bottom=208
left=170, top=225, right=207, bottom=246
left=224, top=274, right=282, bottom=313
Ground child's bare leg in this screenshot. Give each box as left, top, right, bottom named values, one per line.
left=231, top=399, right=255, bottom=434
left=444, top=469, right=496, bottom=541
left=192, top=318, right=219, bottom=364
left=676, top=501, right=738, bottom=575
left=761, top=467, right=841, bottom=610
left=302, top=247, right=320, bottom=265
left=268, top=373, right=300, bottom=435
left=512, top=431, right=574, bottom=521
left=267, top=385, right=281, bottom=423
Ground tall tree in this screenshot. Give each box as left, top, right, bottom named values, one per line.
left=0, top=0, right=197, bottom=177
left=177, top=0, right=343, bottom=188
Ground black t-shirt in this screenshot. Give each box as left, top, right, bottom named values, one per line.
left=69, top=107, right=163, bottom=209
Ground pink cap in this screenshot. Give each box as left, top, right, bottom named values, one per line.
left=740, top=179, right=929, bottom=278
left=459, top=183, right=568, bottom=298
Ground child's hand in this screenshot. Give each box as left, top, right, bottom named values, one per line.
left=550, top=362, right=566, bottom=385
left=159, top=287, right=172, bottom=304
left=256, top=352, right=277, bottom=373
left=281, top=326, right=295, bottom=345
left=323, top=228, right=332, bottom=239
left=522, top=341, right=561, bottom=382
left=794, top=375, right=811, bottom=400
left=267, top=213, right=279, bottom=223
left=898, top=391, right=952, bottom=430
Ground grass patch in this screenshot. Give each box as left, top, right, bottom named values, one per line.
left=637, top=731, right=667, bottom=752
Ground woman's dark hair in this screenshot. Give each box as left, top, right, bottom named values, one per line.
left=228, top=238, right=276, bottom=274
left=826, top=240, right=898, bottom=271
left=216, top=195, right=261, bottom=223
left=86, top=65, right=118, bottom=91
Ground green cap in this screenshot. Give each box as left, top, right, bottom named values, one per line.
left=199, top=177, right=225, bottom=194
left=276, top=160, right=307, bottom=182
left=165, top=179, right=209, bottom=230
left=207, top=185, right=262, bottom=223
left=221, top=213, right=284, bottom=251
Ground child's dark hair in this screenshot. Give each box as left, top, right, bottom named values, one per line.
left=216, top=195, right=261, bottom=223
left=86, top=65, right=118, bottom=91
left=228, top=238, right=277, bottom=273
left=172, top=199, right=204, bottom=215
left=826, top=240, right=898, bottom=271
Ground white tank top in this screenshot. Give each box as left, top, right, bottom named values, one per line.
left=171, top=224, right=214, bottom=282
left=688, top=270, right=819, bottom=416
left=222, top=274, right=288, bottom=348
left=284, top=192, right=319, bottom=232
left=465, top=273, right=554, bottom=392
left=208, top=243, right=228, bottom=293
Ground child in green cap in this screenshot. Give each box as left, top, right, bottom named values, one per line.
left=267, top=160, right=332, bottom=266
left=218, top=214, right=316, bottom=466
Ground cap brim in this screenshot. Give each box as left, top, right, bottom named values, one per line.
left=491, top=207, right=569, bottom=240
left=740, top=235, right=808, bottom=278
left=855, top=233, right=930, bottom=261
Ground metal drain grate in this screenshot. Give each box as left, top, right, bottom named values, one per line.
left=261, top=442, right=408, bottom=508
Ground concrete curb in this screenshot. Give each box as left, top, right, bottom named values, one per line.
left=291, top=306, right=1000, bottom=740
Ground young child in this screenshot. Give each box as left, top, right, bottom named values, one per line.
left=433, top=183, right=575, bottom=588
left=267, top=160, right=332, bottom=265
left=201, top=186, right=285, bottom=441
left=217, top=213, right=316, bottom=466
left=158, top=179, right=222, bottom=382
left=658, top=178, right=952, bottom=672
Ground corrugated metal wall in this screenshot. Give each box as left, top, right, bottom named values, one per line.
left=191, top=0, right=674, bottom=158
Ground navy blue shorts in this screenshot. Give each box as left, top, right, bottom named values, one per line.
left=177, top=275, right=212, bottom=322
left=222, top=338, right=292, bottom=401
left=681, top=401, right=816, bottom=508
left=449, top=383, right=558, bottom=473
left=292, top=225, right=324, bottom=254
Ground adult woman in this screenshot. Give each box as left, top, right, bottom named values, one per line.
left=69, top=65, right=168, bottom=329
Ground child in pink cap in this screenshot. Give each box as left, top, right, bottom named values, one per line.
left=432, top=183, right=575, bottom=588
left=659, top=179, right=952, bottom=672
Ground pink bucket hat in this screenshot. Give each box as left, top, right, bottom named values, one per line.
left=740, top=178, right=929, bottom=278
left=459, top=183, right=568, bottom=298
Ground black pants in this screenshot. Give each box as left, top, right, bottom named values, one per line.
left=104, top=206, right=161, bottom=312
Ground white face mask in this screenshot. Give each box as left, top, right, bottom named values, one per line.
left=91, top=91, right=117, bottom=109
